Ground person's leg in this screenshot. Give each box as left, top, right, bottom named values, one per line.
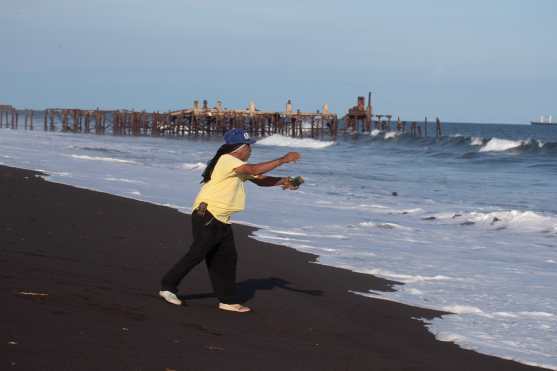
left=161, top=213, right=221, bottom=293
left=205, top=225, right=238, bottom=304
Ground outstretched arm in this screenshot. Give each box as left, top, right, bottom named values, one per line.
left=234, top=152, right=300, bottom=176
left=249, top=175, right=302, bottom=190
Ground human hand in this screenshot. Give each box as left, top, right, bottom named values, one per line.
left=281, top=176, right=304, bottom=190
left=280, top=152, right=301, bottom=164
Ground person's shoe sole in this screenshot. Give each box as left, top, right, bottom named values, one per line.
left=159, top=290, right=182, bottom=305
left=218, top=303, right=251, bottom=313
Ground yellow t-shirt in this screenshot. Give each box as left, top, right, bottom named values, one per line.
left=192, top=154, right=251, bottom=224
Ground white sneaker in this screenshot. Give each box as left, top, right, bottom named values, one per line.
left=218, top=303, right=251, bottom=313
left=159, top=290, right=182, bottom=305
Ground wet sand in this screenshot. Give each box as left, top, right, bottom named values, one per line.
left=0, top=165, right=548, bottom=370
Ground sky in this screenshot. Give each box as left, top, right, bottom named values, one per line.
left=1, top=0, right=556, bottom=123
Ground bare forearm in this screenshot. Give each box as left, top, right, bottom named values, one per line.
left=235, top=151, right=300, bottom=177
left=240, top=158, right=285, bottom=176
left=250, top=176, right=286, bottom=187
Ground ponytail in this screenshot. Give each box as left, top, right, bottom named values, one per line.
left=201, top=143, right=243, bottom=183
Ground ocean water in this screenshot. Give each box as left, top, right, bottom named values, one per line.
left=1, top=121, right=556, bottom=369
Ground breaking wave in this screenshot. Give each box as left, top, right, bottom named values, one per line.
left=356, top=131, right=557, bottom=156
left=256, top=134, right=335, bottom=149
left=429, top=209, right=557, bottom=234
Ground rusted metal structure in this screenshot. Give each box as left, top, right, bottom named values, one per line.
left=342, top=93, right=442, bottom=137
left=344, top=93, right=373, bottom=133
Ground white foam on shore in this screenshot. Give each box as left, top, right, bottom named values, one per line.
left=442, top=305, right=485, bottom=315
left=384, top=131, right=400, bottom=139
left=266, top=229, right=309, bottom=237
left=406, top=288, right=424, bottom=295
left=69, top=154, right=139, bottom=164
left=105, top=177, right=146, bottom=184
left=358, top=221, right=413, bottom=230
left=180, top=162, right=207, bottom=171
left=518, top=311, right=555, bottom=318
left=35, top=168, right=71, bottom=177
left=493, top=312, right=519, bottom=318
left=254, top=234, right=311, bottom=243
left=256, top=134, right=334, bottom=149
left=363, top=268, right=454, bottom=284
left=432, top=209, right=557, bottom=233
left=436, top=332, right=468, bottom=343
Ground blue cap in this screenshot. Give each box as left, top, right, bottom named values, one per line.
left=224, top=128, right=256, bottom=145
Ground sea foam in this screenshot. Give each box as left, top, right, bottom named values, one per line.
left=180, top=162, right=207, bottom=171
left=479, top=138, right=525, bottom=152
left=256, top=134, right=334, bottom=149
left=69, top=154, right=138, bottom=164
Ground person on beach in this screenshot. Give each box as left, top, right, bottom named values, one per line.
left=159, top=128, right=301, bottom=313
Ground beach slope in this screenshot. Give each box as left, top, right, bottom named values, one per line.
left=0, top=165, right=548, bottom=371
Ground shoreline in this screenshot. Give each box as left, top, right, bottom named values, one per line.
left=0, top=164, right=549, bottom=370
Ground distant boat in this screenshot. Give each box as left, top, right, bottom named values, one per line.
left=531, top=115, right=556, bottom=125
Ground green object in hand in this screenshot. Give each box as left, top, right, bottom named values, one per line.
left=289, top=176, right=304, bottom=187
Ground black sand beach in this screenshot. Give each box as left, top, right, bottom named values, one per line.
left=0, top=164, right=549, bottom=371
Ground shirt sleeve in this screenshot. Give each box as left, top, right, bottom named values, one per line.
left=219, top=154, right=246, bottom=177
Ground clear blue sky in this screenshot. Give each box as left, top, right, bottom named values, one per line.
left=1, top=0, right=555, bottom=123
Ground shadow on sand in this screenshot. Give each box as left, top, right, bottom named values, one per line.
left=179, top=276, right=323, bottom=302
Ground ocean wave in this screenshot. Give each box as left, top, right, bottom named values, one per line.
left=367, top=130, right=402, bottom=140
left=358, top=221, right=413, bottom=231
left=479, top=138, right=529, bottom=152
left=350, top=131, right=557, bottom=156
left=256, top=134, right=334, bottom=149
left=70, top=145, right=128, bottom=155
left=440, top=308, right=555, bottom=319
left=384, top=131, right=401, bottom=140
left=431, top=209, right=557, bottom=234
left=470, top=137, right=484, bottom=146
left=518, top=311, right=555, bottom=318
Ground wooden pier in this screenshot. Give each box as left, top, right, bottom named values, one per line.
left=1, top=96, right=442, bottom=139
left=166, top=99, right=338, bottom=139
left=0, top=100, right=338, bottom=140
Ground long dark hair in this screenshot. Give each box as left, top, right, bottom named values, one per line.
left=201, top=143, right=243, bottom=183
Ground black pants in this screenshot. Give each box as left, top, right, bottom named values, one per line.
left=161, top=210, right=238, bottom=304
